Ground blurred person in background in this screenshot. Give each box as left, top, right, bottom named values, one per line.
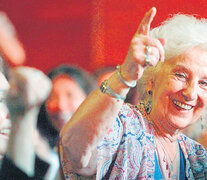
left=0, top=66, right=51, bottom=179
left=0, top=11, right=97, bottom=179
left=37, top=64, right=97, bottom=147
left=36, top=65, right=97, bottom=179
left=0, top=10, right=27, bottom=170
left=0, top=11, right=59, bottom=179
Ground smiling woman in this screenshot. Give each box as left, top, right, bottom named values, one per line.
left=60, top=7, right=207, bottom=179
left=140, top=46, right=207, bottom=131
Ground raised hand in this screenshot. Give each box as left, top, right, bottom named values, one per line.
left=3, top=67, right=51, bottom=177
left=6, top=66, right=52, bottom=116
left=0, top=12, right=26, bottom=66
left=121, top=7, right=165, bottom=82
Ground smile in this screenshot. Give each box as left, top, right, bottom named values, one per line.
left=172, top=100, right=194, bottom=110
left=0, top=128, right=10, bottom=136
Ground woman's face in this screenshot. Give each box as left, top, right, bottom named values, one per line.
left=151, top=46, right=207, bottom=131
left=0, top=72, right=10, bottom=160
left=46, top=75, right=86, bottom=131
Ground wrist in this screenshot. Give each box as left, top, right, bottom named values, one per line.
left=100, top=71, right=131, bottom=101
left=100, top=80, right=126, bottom=101
left=116, top=65, right=137, bottom=88
left=10, top=107, right=39, bottom=128
left=120, top=63, right=140, bottom=82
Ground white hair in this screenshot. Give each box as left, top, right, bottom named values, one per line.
left=150, top=14, right=207, bottom=60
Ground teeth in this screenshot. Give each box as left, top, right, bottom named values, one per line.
left=173, top=100, right=193, bottom=110
left=0, top=129, right=10, bottom=135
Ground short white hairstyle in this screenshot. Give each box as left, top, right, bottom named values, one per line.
left=150, top=14, right=207, bottom=60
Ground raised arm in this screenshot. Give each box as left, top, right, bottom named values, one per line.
left=4, top=67, right=51, bottom=177
left=60, top=7, right=164, bottom=176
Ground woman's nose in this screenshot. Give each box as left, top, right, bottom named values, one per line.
left=181, top=81, right=197, bottom=101
left=56, top=97, right=72, bottom=112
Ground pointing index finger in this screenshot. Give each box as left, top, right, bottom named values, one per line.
left=137, top=7, right=156, bottom=36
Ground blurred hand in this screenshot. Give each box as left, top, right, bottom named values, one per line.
left=0, top=11, right=26, bottom=66
left=6, top=66, right=52, bottom=116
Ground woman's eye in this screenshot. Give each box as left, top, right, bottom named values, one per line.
left=175, top=72, right=186, bottom=79
left=200, top=80, right=207, bottom=87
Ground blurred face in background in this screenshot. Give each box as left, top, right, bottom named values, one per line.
left=46, top=75, right=86, bottom=131
left=0, top=72, right=10, bottom=160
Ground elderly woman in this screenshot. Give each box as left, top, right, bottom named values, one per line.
left=60, top=7, right=207, bottom=179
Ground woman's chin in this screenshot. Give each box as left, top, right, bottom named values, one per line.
left=167, top=115, right=193, bottom=130
left=0, top=149, right=5, bottom=160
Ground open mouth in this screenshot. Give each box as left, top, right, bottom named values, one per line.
left=172, top=100, right=194, bottom=110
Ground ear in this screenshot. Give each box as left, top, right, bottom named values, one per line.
left=146, top=79, right=153, bottom=93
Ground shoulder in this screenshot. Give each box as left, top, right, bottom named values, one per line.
left=180, top=133, right=206, bottom=154
left=179, top=133, right=207, bottom=177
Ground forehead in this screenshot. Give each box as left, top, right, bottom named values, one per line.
left=51, top=74, right=83, bottom=92
left=52, top=74, right=73, bottom=83
left=162, top=46, right=207, bottom=75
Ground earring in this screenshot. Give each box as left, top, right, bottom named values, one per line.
left=148, top=90, right=152, bottom=95
left=145, top=90, right=152, bottom=114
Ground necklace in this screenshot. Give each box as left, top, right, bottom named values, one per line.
left=156, top=137, right=179, bottom=179
left=137, top=103, right=180, bottom=178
